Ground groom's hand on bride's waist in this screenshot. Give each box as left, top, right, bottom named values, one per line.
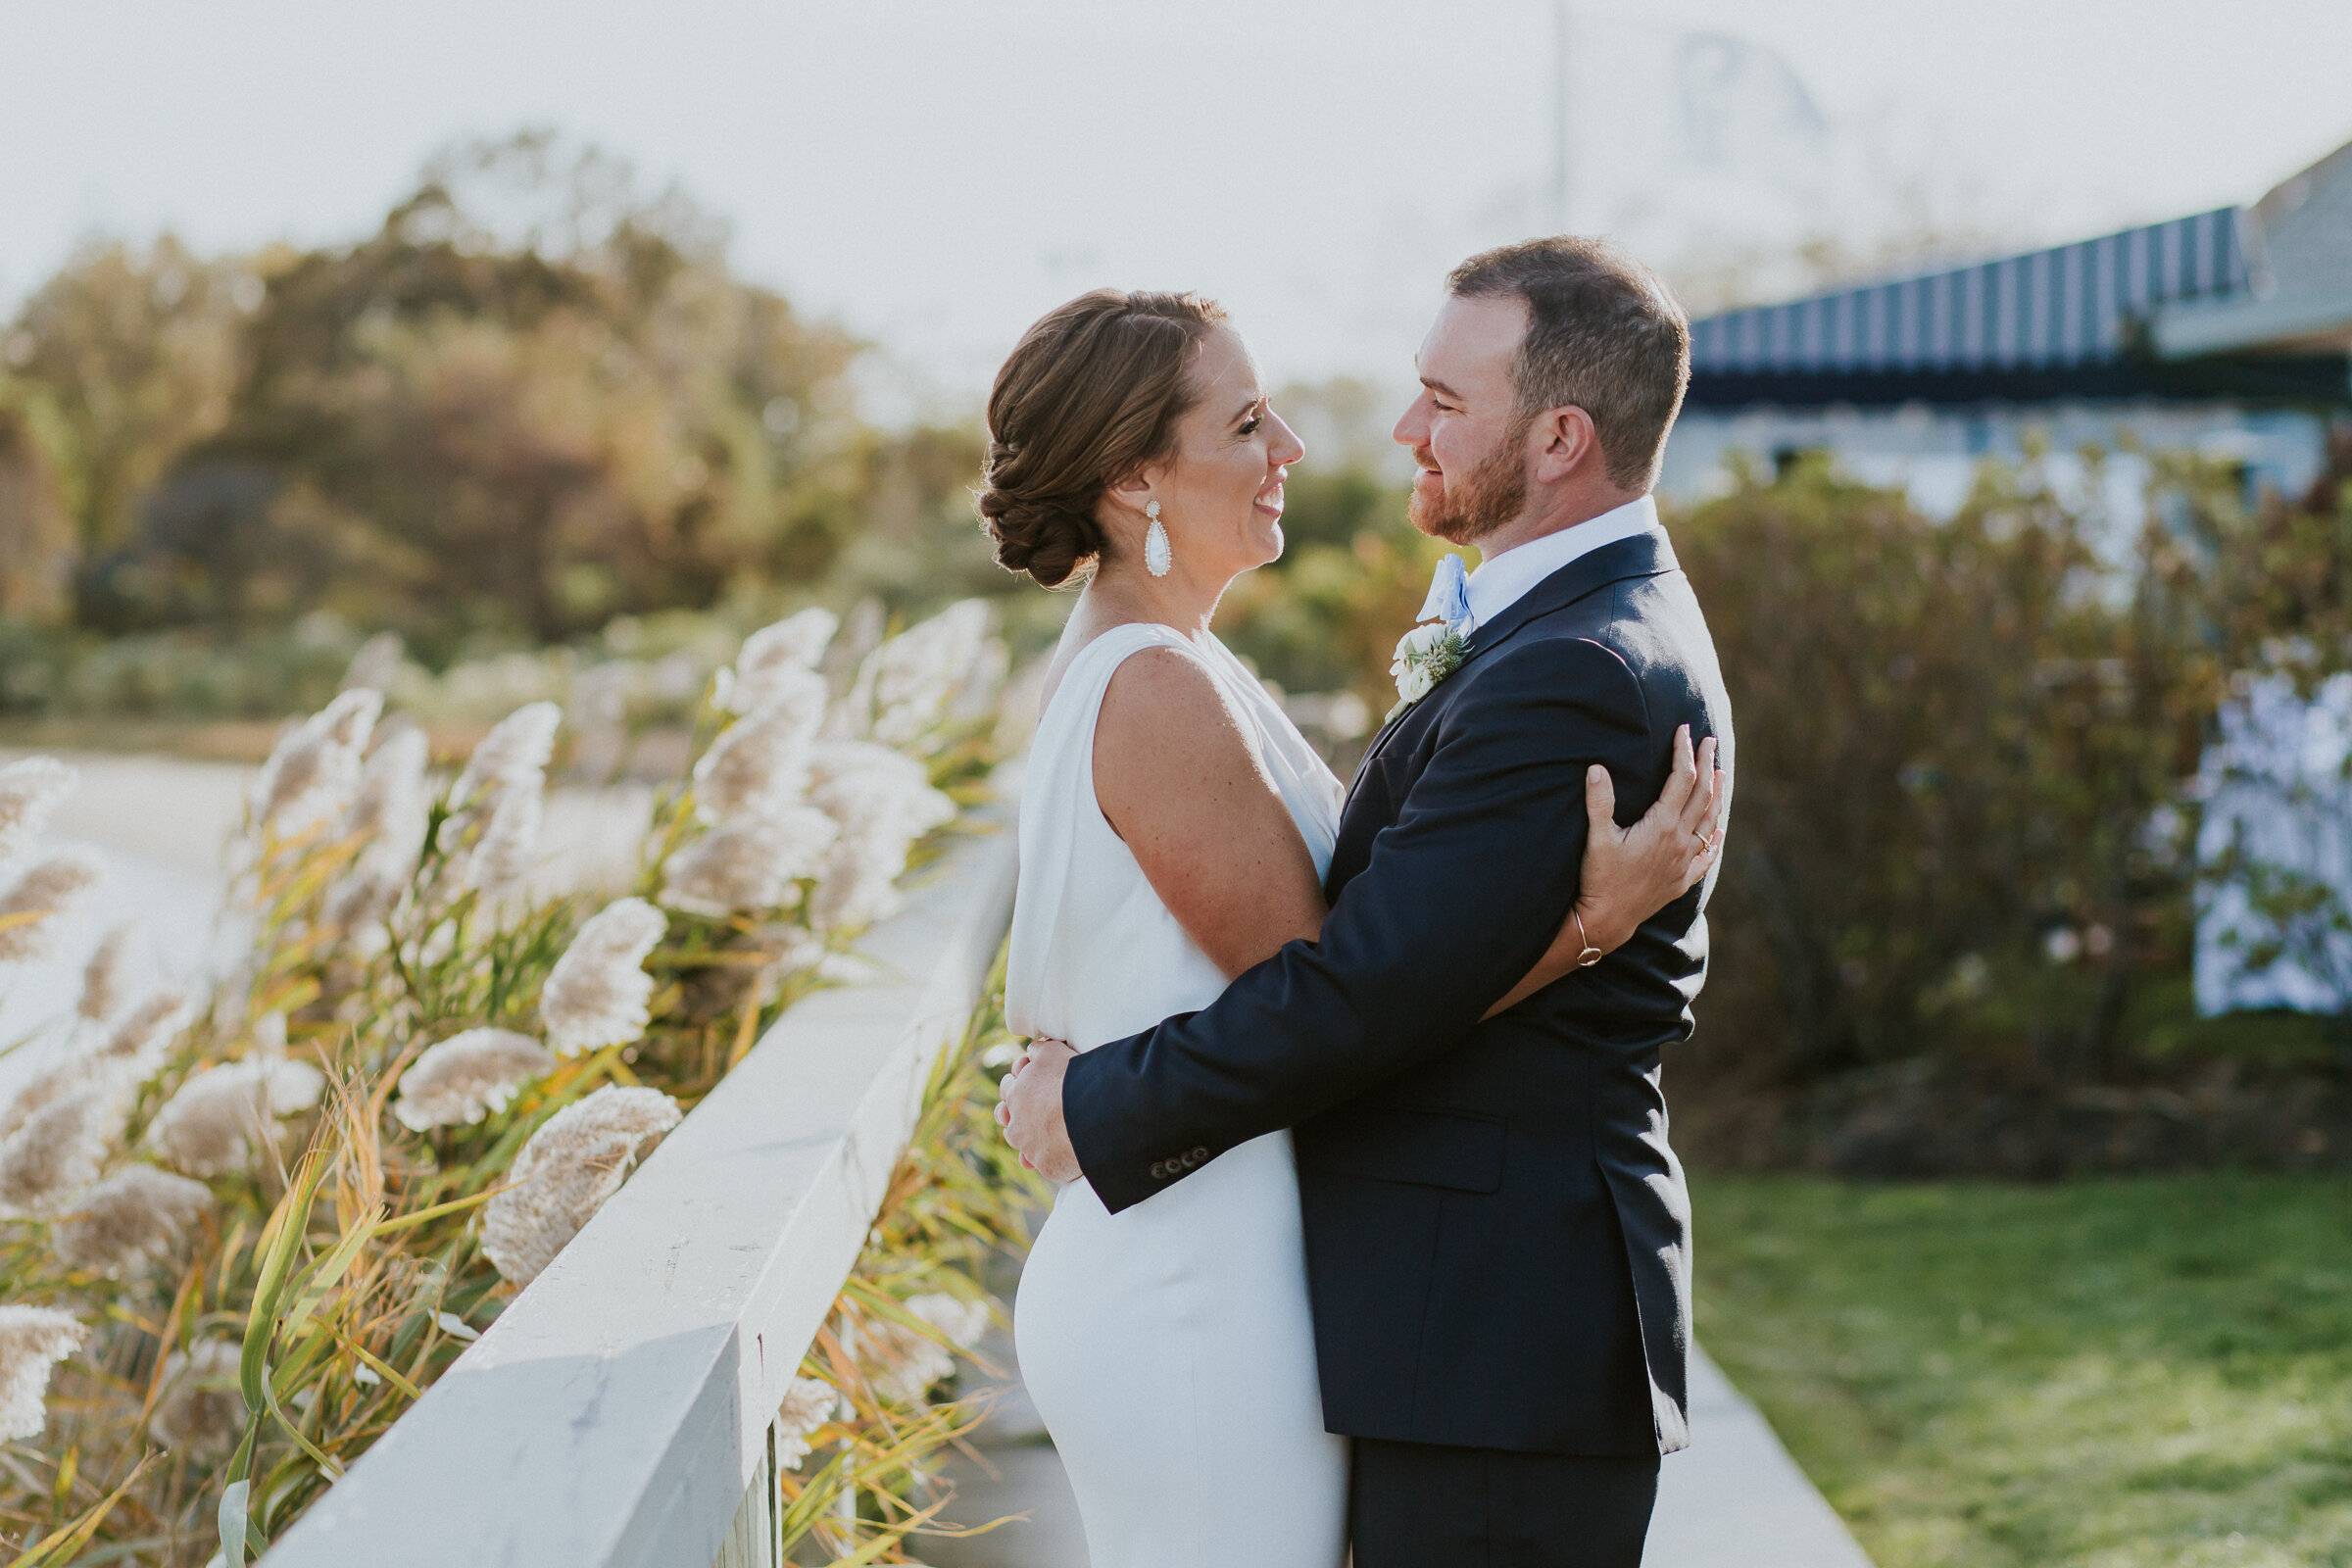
left=998, top=1037, right=1082, bottom=1182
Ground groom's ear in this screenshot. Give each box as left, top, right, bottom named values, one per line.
left=1532, top=405, right=1604, bottom=486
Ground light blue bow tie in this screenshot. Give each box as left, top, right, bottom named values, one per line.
left=1417, top=553, right=1473, bottom=630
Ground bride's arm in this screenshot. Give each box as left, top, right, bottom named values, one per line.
left=1094, top=648, right=1728, bottom=1013
left=1093, top=647, right=1329, bottom=979
left=1481, top=725, right=1727, bottom=1018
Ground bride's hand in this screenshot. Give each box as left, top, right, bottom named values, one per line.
left=1574, top=724, right=1726, bottom=954
left=997, top=1038, right=1081, bottom=1179
left=1483, top=726, right=1728, bottom=1018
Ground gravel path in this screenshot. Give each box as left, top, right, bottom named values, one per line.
left=927, top=1324, right=1875, bottom=1568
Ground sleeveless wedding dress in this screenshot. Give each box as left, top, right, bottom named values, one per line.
left=1007, top=621, right=1350, bottom=1568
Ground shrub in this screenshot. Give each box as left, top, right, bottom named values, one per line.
left=1676, top=439, right=2352, bottom=1104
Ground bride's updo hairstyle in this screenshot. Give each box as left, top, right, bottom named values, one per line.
left=980, top=289, right=1228, bottom=587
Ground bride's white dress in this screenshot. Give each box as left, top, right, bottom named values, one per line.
left=1007, top=621, right=1349, bottom=1568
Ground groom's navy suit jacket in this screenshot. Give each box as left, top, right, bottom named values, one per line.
left=1062, top=521, right=1731, bottom=1458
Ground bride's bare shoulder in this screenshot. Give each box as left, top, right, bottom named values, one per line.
left=1037, top=612, right=1186, bottom=715
left=1092, top=637, right=1268, bottom=830
left=1088, top=633, right=1322, bottom=962
left=1100, top=638, right=1236, bottom=735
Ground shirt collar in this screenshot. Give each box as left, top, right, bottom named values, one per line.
left=1464, top=494, right=1659, bottom=629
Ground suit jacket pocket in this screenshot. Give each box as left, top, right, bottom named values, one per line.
left=1299, top=1108, right=1505, bottom=1194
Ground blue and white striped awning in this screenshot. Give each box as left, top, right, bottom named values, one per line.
left=1680, top=208, right=2348, bottom=406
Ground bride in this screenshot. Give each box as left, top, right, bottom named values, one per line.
left=981, top=289, right=1722, bottom=1567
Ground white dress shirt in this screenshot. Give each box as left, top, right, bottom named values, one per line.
left=1463, top=494, right=1659, bottom=629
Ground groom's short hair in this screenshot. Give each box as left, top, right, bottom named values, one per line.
left=1447, top=238, right=1690, bottom=492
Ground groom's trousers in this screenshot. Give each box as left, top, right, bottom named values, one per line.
left=1349, top=1437, right=1658, bottom=1567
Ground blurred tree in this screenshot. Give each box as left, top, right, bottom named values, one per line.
left=1270, top=375, right=1413, bottom=479
left=0, top=388, right=76, bottom=621
left=2, top=235, right=247, bottom=577
left=2164, top=429, right=2352, bottom=684
left=50, top=133, right=861, bottom=653
left=818, top=420, right=999, bottom=608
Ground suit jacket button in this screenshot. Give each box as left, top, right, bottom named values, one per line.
left=1191, top=1146, right=1209, bottom=1162
left=1150, top=1162, right=1168, bottom=1180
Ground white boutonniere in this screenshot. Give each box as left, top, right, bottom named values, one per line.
left=1389, top=552, right=1475, bottom=721
left=1389, top=619, right=1470, bottom=721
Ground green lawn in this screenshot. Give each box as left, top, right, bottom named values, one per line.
left=1690, top=1175, right=2352, bottom=1568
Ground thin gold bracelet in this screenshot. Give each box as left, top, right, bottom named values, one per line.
left=1573, top=909, right=1605, bottom=967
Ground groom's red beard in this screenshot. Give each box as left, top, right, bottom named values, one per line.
left=1407, top=414, right=1536, bottom=545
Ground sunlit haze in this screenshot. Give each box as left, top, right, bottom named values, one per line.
left=5, top=0, right=2349, bottom=415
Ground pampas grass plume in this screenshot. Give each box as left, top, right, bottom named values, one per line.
left=77, top=924, right=130, bottom=1023
left=840, top=601, right=991, bottom=749
left=394, top=1028, right=555, bottom=1131
left=440, top=703, right=560, bottom=892
left=723, top=610, right=838, bottom=712
left=908, top=1292, right=990, bottom=1350
left=148, top=1056, right=325, bottom=1178
left=464, top=781, right=543, bottom=895
left=326, top=726, right=432, bottom=929
left=481, top=1086, right=680, bottom=1288
left=148, top=1339, right=245, bottom=1452
left=446, top=701, right=561, bottom=816
left=94, top=990, right=188, bottom=1076
left=341, top=631, right=404, bottom=694
left=52, top=1165, right=213, bottom=1277
left=850, top=1292, right=988, bottom=1405
left=800, top=743, right=955, bottom=931
left=251, top=688, right=382, bottom=833
left=693, top=671, right=826, bottom=823
left=743, top=608, right=838, bottom=671
left=0, top=757, right=75, bottom=870
left=539, top=899, right=666, bottom=1056
left=0, top=849, right=104, bottom=962
left=343, top=728, right=431, bottom=870
left=0, top=1076, right=125, bottom=1217
left=0, top=1305, right=85, bottom=1442
left=660, top=809, right=838, bottom=918
left=774, top=1376, right=840, bottom=1471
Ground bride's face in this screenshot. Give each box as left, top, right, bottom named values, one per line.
left=1114, top=325, right=1304, bottom=580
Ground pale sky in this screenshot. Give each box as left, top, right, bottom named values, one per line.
left=4, top=0, right=2349, bottom=415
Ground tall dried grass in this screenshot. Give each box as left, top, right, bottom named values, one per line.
left=0, top=600, right=1029, bottom=1565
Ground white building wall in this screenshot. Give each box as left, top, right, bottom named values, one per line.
left=1659, top=401, right=2331, bottom=523
left=2195, top=673, right=2352, bottom=1015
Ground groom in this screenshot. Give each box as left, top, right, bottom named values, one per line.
left=1003, top=236, right=1732, bottom=1567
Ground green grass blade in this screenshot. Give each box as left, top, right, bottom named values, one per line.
left=242, top=1148, right=329, bottom=1411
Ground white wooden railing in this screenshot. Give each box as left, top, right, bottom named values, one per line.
left=263, top=809, right=1020, bottom=1568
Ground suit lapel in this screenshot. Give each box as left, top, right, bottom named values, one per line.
left=1349, top=524, right=1679, bottom=781
left=1354, top=695, right=1418, bottom=771
left=1458, top=524, right=1678, bottom=670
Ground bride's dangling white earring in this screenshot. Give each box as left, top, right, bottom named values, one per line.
left=1144, top=500, right=1173, bottom=577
